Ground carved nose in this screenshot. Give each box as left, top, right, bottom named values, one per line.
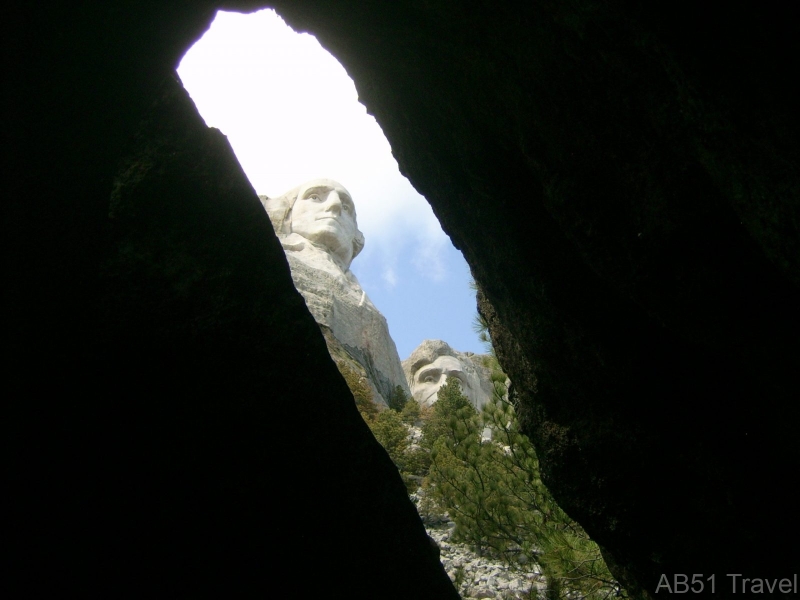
left=324, top=191, right=342, bottom=215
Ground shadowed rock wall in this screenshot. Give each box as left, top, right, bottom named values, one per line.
left=8, top=1, right=799, bottom=598
left=265, top=2, right=799, bottom=596
left=7, top=6, right=455, bottom=596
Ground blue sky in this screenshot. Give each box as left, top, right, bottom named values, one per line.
left=178, top=9, right=484, bottom=359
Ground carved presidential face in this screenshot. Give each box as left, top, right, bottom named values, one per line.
left=411, top=355, right=473, bottom=407
left=291, top=179, right=359, bottom=267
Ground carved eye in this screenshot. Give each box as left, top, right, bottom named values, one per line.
left=419, top=369, right=441, bottom=384
left=307, top=193, right=321, bottom=201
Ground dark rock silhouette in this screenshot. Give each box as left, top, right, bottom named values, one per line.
left=7, top=2, right=798, bottom=598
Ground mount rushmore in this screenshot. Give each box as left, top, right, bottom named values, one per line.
left=260, top=178, right=407, bottom=406
left=260, top=179, right=493, bottom=407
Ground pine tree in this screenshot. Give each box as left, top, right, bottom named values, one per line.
left=388, top=384, right=409, bottom=413
left=421, top=370, right=626, bottom=599
left=370, top=409, right=409, bottom=465
left=420, top=377, right=477, bottom=452
left=400, top=397, right=421, bottom=425
left=336, top=363, right=378, bottom=422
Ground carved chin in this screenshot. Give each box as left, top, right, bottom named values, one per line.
left=307, top=230, right=347, bottom=251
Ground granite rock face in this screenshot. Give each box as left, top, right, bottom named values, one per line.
left=283, top=252, right=409, bottom=406
left=403, top=339, right=495, bottom=409
left=260, top=181, right=410, bottom=406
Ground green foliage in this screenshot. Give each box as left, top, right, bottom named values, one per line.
left=402, top=445, right=431, bottom=479
left=370, top=409, right=409, bottom=466
left=358, top=393, right=430, bottom=493
left=472, top=311, right=494, bottom=356
left=470, top=278, right=495, bottom=357
left=453, top=565, right=467, bottom=589
left=334, top=363, right=431, bottom=492
left=388, top=384, right=409, bottom=413
left=477, top=353, right=510, bottom=405
left=400, top=397, right=421, bottom=425
left=420, top=377, right=477, bottom=452
left=421, top=375, right=626, bottom=600
left=336, top=363, right=378, bottom=423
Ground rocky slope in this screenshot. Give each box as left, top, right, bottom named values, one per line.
left=427, top=523, right=545, bottom=600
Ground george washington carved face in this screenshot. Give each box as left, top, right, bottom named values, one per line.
left=291, top=180, right=358, bottom=263
left=262, top=178, right=365, bottom=271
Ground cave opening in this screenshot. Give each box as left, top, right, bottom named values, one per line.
left=9, top=3, right=800, bottom=596
left=178, top=9, right=484, bottom=362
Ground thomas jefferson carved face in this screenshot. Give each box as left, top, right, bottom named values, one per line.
left=404, top=340, right=493, bottom=409
left=290, top=179, right=361, bottom=269
left=411, top=355, right=472, bottom=407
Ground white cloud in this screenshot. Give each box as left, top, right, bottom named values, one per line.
left=382, top=266, right=398, bottom=289
left=412, top=235, right=448, bottom=283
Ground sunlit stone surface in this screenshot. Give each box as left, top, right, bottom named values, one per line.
left=261, top=179, right=409, bottom=405
left=403, top=339, right=494, bottom=409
